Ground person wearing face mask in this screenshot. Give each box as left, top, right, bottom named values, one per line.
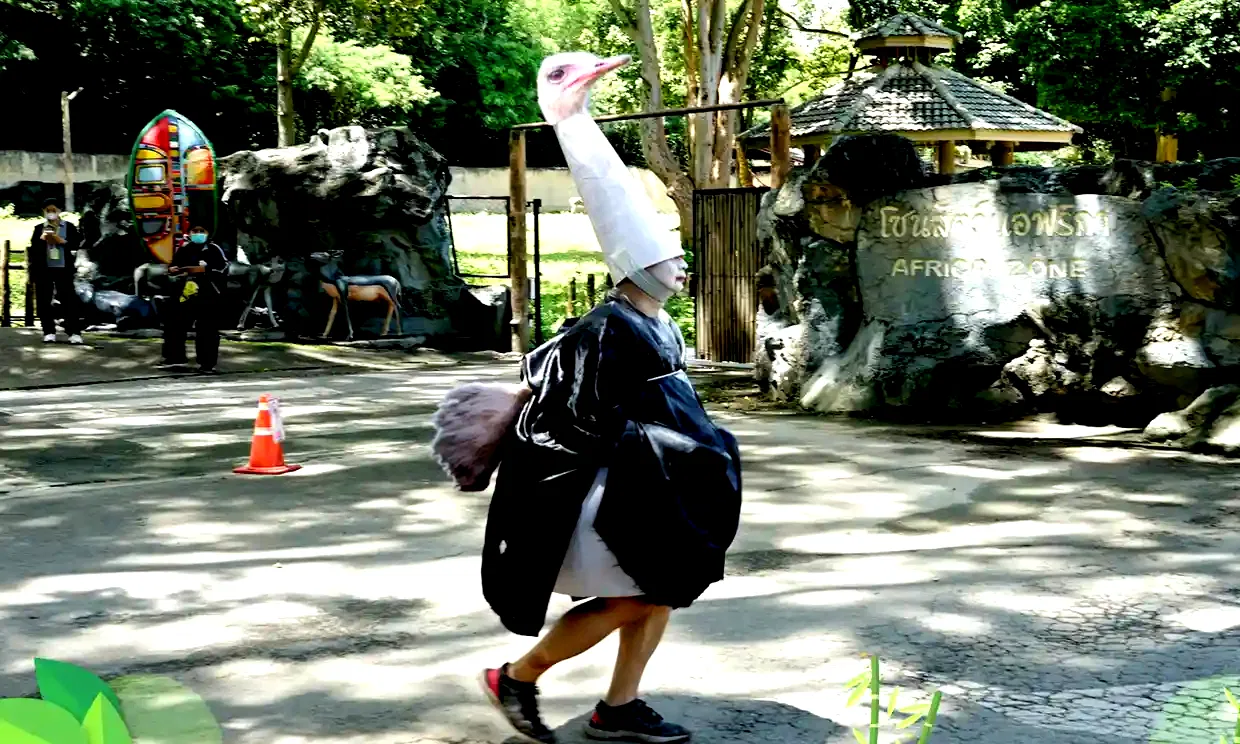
left=429, top=52, right=742, bottom=744
left=28, top=198, right=84, bottom=344
left=158, top=226, right=229, bottom=373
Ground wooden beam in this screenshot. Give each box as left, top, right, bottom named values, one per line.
left=1156, top=87, right=1178, bottom=163
left=61, top=91, right=74, bottom=213
left=512, top=98, right=784, bottom=131
left=937, top=140, right=957, bottom=174
left=1, top=240, right=10, bottom=328
left=770, top=103, right=791, bottom=189
left=990, top=141, right=1014, bottom=166
left=509, top=130, right=529, bottom=352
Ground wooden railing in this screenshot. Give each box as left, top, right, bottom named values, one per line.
left=0, top=239, right=35, bottom=327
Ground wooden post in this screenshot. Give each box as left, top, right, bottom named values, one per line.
left=24, top=274, right=34, bottom=327
left=61, top=88, right=82, bottom=213
left=586, top=274, right=596, bottom=306
left=567, top=276, right=577, bottom=317
left=770, top=104, right=791, bottom=189
left=990, top=141, right=1014, bottom=167
left=937, top=140, right=957, bottom=175
left=1, top=240, right=9, bottom=327
left=1156, top=87, right=1178, bottom=163
left=508, top=129, right=529, bottom=352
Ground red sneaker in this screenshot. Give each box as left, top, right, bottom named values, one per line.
left=479, top=664, right=558, bottom=743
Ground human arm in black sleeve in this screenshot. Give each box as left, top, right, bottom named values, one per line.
left=204, top=242, right=230, bottom=281
left=516, top=310, right=637, bottom=468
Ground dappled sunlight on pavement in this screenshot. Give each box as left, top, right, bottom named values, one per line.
left=0, top=358, right=1239, bottom=742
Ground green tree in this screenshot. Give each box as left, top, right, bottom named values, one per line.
left=0, top=0, right=271, bottom=154
left=294, top=30, right=438, bottom=133
left=386, top=0, right=550, bottom=165
left=1152, top=0, right=1240, bottom=159
left=235, top=0, right=423, bottom=146
left=1012, top=0, right=1163, bottom=159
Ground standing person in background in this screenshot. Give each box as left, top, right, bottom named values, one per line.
left=28, top=198, right=84, bottom=344
left=158, top=225, right=229, bottom=373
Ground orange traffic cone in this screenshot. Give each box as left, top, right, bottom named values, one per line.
left=234, top=393, right=302, bottom=475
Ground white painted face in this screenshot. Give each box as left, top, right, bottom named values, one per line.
left=645, top=255, right=689, bottom=295
left=537, top=52, right=632, bottom=125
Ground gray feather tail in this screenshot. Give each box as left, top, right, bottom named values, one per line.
left=430, top=381, right=532, bottom=491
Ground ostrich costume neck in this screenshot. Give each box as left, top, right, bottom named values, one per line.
left=537, top=53, right=684, bottom=303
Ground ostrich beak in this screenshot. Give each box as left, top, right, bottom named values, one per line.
left=573, top=55, right=632, bottom=89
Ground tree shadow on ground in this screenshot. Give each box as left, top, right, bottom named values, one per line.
left=0, top=361, right=1239, bottom=742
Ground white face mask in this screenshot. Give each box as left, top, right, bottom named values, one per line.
left=628, top=256, right=688, bottom=304
left=45, top=212, right=59, bottom=223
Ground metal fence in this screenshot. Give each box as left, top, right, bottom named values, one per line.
left=445, top=195, right=547, bottom=344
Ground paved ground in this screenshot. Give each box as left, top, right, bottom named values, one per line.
left=1, top=330, right=1240, bottom=743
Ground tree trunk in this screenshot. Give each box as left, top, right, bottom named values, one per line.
left=276, top=25, right=296, bottom=147
left=612, top=0, right=765, bottom=247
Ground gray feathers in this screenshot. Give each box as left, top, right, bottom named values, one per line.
left=430, top=381, right=533, bottom=491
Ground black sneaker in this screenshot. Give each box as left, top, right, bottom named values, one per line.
left=584, top=699, right=690, bottom=742
left=479, top=664, right=557, bottom=744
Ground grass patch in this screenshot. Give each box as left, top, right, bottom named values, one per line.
left=447, top=211, right=695, bottom=347
left=0, top=213, right=40, bottom=325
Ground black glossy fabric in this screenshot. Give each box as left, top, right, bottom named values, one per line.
left=482, top=291, right=742, bottom=636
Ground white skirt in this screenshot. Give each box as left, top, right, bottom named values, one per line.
left=553, top=467, right=641, bottom=598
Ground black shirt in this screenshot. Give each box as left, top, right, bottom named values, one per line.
left=27, top=221, right=80, bottom=276
left=170, top=240, right=229, bottom=293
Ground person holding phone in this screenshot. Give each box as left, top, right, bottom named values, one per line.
left=28, top=198, right=84, bottom=344
left=158, top=225, right=229, bottom=373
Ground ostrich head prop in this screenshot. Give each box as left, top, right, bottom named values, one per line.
left=537, top=52, right=631, bottom=125
left=536, top=52, right=686, bottom=303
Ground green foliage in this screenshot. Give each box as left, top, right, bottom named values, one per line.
left=0, top=0, right=272, bottom=154
left=0, top=698, right=88, bottom=744
left=1231, top=174, right=1240, bottom=191
left=82, top=695, right=130, bottom=744
left=843, top=655, right=942, bottom=744
left=387, top=0, right=549, bottom=163
left=33, top=659, right=122, bottom=726
left=295, top=30, right=437, bottom=131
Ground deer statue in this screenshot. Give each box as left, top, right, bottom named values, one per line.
left=309, top=250, right=402, bottom=340
left=135, top=249, right=287, bottom=330
left=233, top=254, right=287, bottom=330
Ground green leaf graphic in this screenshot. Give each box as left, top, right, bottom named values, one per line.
left=34, top=659, right=122, bottom=724
left=852, top=727, right=866, bottom=744
left=83, top=693, right=131, bottom=744
left=109, top=675, right=222, bottom=744
left=845, top=671, right=871, bottom=690
left=0, top=698, right=90, bottom=744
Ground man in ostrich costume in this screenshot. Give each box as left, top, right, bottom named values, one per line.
left=431, top=52, right=742, bottom=744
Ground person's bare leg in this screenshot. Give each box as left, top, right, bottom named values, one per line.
left=604, top=604, right=670, bottom=706
left=507, top=598, right=651, bottom=683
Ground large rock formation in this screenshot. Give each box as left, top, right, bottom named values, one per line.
left=755, top=135, right=1240, bottom=436
left=218, top=125, right=506, bottom=343
left=75, top=125, right=510, bottom=348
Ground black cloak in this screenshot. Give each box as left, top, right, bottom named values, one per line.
left=481, top=291, right=742, bottom=637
